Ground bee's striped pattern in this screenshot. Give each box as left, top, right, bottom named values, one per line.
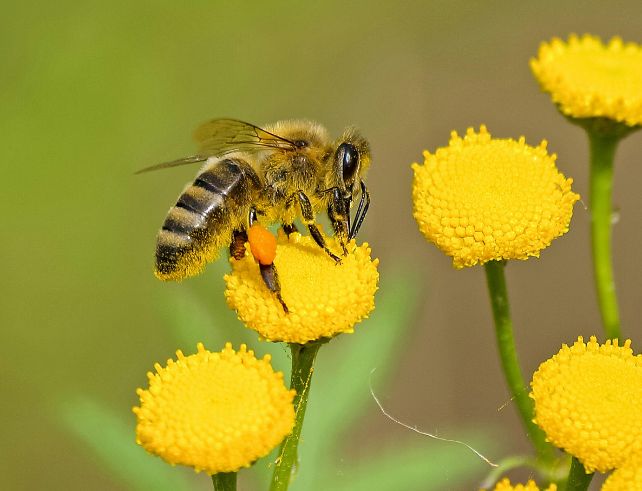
left=155, top=158, right=260, bottom=280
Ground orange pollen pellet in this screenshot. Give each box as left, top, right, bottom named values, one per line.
left=247, top=224, right=277, bottom=265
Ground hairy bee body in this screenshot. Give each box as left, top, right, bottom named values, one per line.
left=147, top=119, right=371, bottom=282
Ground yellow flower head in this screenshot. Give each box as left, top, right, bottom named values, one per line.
left=487, top=478, right=557, bottom=491
left=531, top=34, right=642, bottom=127
left=411, top=126, right=579, bottom=268
left=530, top=336, right=642, bottom=473
left=133, top=343, right=295, bottom=474
left=225, top=231, right=379, bottom=344
left=602, top=454, right=642, bottom=491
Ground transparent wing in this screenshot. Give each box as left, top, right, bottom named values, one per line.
left=135, top=155, right=209, bottom=174
left=194, top=118, right=297, bottom=156
left=135, top=119, right=297, bottom=174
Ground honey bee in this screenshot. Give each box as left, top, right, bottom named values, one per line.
left=139, top=119, right=371, bottom=309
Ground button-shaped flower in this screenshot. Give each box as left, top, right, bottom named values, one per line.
left=531, top=336, right=642, bottom=473
left=133, top=343, right=295, bottom=474
left=412, top=126, right=579, bottom=268
left=531, top=34, right=642, bottom=127
left=225, top=232, right=379, bottom=344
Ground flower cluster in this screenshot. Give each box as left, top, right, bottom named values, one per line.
left=412, top=126, right=579, bottom=268
left=531, top=336, right=642, bottom=477
left=134, top=343, right=295, bottom=474
left=531, top=34, right=642, bottom=127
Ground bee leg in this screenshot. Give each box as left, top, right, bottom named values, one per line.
left=230, top=208, right=260, bottom=260
left=246, top=216, right=289, bottom=313
left=349, top=180, right=370, bottom=240
left=230, top=229, right=248, bottom=260
left=327, top=187, right=350, bottom=255
left=307, top=224, right=341, bottom=263
left=288, top=190, right=341, bottom=263
left=282, top=223, right=299, bottom=236
left=259, top=263, right=289, bottom=313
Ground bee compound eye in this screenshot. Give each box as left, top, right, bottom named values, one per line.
left=338, top=143, right=359, bottom=183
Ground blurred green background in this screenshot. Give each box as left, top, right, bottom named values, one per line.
left=2, top=1, right=641, bottom=489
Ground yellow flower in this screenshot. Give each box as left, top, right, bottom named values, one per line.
left=530, top=336, right=642, bottom=473
left=602, top=455, right=642, bottom=491
left=225, top=231, right=378, bottom=344
left=531, top=34, right=642, bottom=127
left=133, top=343, right=295, bottom=474
left=411, top=126, right=579, bottom=268
left=487, top=478, right=557, bottom=491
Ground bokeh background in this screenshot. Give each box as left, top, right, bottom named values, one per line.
left=2, top=1, right=641, bottom=490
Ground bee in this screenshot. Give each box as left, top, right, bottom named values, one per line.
left=138, top=119, right=371, bottom=310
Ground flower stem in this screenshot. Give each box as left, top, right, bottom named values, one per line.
left=211, top=472, right=237, bottom=491
left=270, top=341, right=322, bottom=491
left=588, top=129, right=622, bottom=340
left=565, top=457, right=593, bottom=491
left=484, top=261, right=556, bottom=464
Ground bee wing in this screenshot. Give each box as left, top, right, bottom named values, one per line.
left=134, top=155, right=209, bottom=174
left=194, top=118, right=298, bottom=155
left=136, top=119, right=296, bottom=174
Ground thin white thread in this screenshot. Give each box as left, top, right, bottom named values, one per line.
left=496, top=392, right=520, bottom=412
left=369, top=368, right=498, bottom=467
left=496, top=398, right=512, bottom=412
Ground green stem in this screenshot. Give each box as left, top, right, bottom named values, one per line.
left=565, top=457, right=593, bottom=491
left=270, top=342, right=322, bottom=491
left=588, top=130, right=622, bottom=340
left=211, top=472, right=237, bottom=491
left=484, top=261, right=556, bottom=464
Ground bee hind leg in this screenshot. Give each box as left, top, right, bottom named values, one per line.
left=231, top=227, right=289, bottom=313
left=259, top=263, right=289, bottom=313
left=245, top=210, right=289, bottom=313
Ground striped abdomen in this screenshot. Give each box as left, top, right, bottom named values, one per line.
left=155, top=158, right=261, bottom=280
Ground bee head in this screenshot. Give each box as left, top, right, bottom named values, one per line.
left=334, top=128, right=371, bottom=198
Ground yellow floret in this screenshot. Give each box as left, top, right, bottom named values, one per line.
left=487, top=478, right=557, bottom=491
left=133, top=343, right=295, bottom=474
left=412, top=126, right=579, bottom=268
left=531, top=34, right=642, bottom=127
left=225, top=231, right=379, bottom=344
left=531, top=336, right=642, bottom=473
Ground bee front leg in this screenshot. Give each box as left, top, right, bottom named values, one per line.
left=287, top=190, right=341, bottom=263
left=326, top=187, right=350, bottom=255
left=349, top=180, right=370, bottom=240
